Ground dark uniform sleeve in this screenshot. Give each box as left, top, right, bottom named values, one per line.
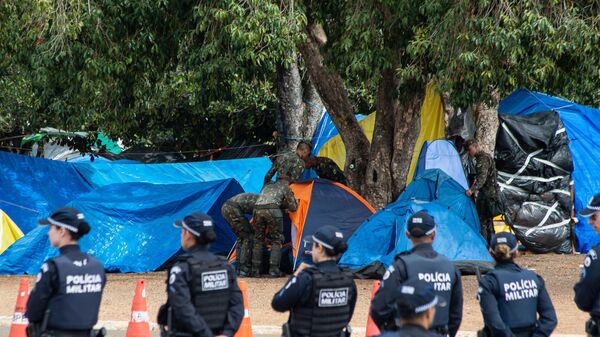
left=448, top=268, right=463, bottom=337
left=532, top=275, right=557, bottom=337
left=574, top=248, right=600, bottom=312
left=264, top=160, right=278, bottom=185
left=26, top=262, right=57, bottom=323
left=271, top=272, right=312, bottom=312
left=471, top=155, right=491, bottom=194
left=370, top=260, right=407, bottom=329
left=478, top=275, right=515, bottom=337
left=283, top=186, right=298, bottom=212
left=222, top=268, right=244, bottom=337
left=168, top=262, right=213, bottom=337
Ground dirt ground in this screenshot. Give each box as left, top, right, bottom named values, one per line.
left=0, top=254, right=588, bottom=334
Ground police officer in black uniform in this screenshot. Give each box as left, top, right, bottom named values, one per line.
left=272, top=225, right=357, bottom=337
left=371, top=211, right=463, bottom=337
left=159, top=212, right=244, bottom=337
left=377, top=279, right=447, bottom=337
left=478, top=232, right=557, bottom=337
left=26, top=207, right=106, bottom=337
left=574, top=194, right=600, bottom=337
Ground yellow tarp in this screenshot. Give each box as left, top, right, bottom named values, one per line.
left=1, top=210, right=24, bottom=254
left=317, top=112, right=376, bottom=169
left=406, top=81, right=446, bottom=184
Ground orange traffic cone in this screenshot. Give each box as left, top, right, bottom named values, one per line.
left=365, top=280, right=381, bottom=337
left=9, top=278, right=29, bottom=337
left=126, top=279, right=151, bottom=337
left=234, top=280, right=253, bottom=337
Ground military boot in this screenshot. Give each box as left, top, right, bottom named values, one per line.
left=250, top=243, right=263, bottom=277
left=267, top=243, right=282, bottom=278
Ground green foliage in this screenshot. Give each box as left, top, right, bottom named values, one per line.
left=0, top=0, right=305, bottom=150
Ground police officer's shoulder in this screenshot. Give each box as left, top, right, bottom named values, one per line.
left=393, top=250, right=412, bottom=261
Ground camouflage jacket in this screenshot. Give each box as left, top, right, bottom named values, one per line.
left=223, top=193, right=259, bottom=214
left=264, top=150, right=305, bottom=184
left=471, top=151, right=498, bottom=198
left=255, top=181, right=298, bottom=211
left=313, top=157, right=347, bottom=184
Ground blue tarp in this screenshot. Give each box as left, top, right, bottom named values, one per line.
left=340, top=169, right=490, bottom=269
left=74, top=157, right=272, bottom=193
left=311, top=112, right=366, bottom=155
left=499, top=89, right=600, bottom=252
left=0, top=151, right=92, bottom=233
left=0, top=179, right=243, bottom=274
left=414, top=140, right=469, bottom=190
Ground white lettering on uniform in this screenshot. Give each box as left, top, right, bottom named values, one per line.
left=418, top=272, right=451, bottom=291
left=318, top=287, right=349, bottom=307
left=503, top=278, right=539, bottom=301
left=65, top=273, right=103, bottom=294
left=201, top=270, right=229, bottom=291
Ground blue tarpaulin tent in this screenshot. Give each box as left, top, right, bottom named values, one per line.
left=340, top=169, right=491, bottom=272
left=0, top=179, right=243, bottom=274
left=0, top=151, right=92, bottom=233
left=499, top=89, right=600, bottom=252
left=414, top=139, right=469, bottom=190
left=74, top=157, right=272, bottom=193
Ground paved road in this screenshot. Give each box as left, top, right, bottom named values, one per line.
left=0, top=327, right=276, bottom=337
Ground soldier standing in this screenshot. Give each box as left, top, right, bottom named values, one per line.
left=465, top=139, right=501, bottom=245
left=251, top=178, right=298, bottom=277
left=370, top=211, right=463, bottom=337
left=264, top=141, right=311, bottom=185
left=306, top=156, right=348, bottom=185
left=26, top=207, right=106, bottom=337
left=221, top=193, right=259, bottom=276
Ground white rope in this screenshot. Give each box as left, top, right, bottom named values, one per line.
left=532, top=157, right=569, bottom=173
left=498, top=171, right=567, bottom=183
left=501, top=123, right=526, bottom=153
left=506, top=149, right=544, bottom=184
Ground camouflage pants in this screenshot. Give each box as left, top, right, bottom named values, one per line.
left=252, top=208, right=283, bottom=273
left=476, top=192, right=498, bottom=246
left=222, top=205, right=254, bottom=273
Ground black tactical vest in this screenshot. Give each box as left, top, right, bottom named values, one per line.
left=290, top=267, right=354, bottom=337
left=398, top=253, right=456, bottom=328
left=187, top=255, right=233, bottom=334
left=489, top=267, right=539, bottom=329
left=47, top=254, right=105, bottom=330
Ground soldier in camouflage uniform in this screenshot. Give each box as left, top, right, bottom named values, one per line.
left=251, top=177, right=298, bottom=278
left=263, top=141, right=311, bottom=185
left=306, top=156, right=347, bottom=185
left=465, top=139, right=501, bottom=246
left=221, top=193, right=259, bottom=276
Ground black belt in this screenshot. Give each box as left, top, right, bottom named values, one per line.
left=44, top=329, right=91, bottom=337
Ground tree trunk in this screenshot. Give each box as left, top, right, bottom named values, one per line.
left=297, top=23, right=370, bottom=193
left=475, top=102, right=499, bottom=155
left=276, top=51, right=305, bottom=151
left=362, top=69, right=396, bottom=209
left=391, top=91, right=424, bottom=199
left=301, top=75, right=324, bottom=140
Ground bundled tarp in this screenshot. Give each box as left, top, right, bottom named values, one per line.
left=414, top=139, right=469, bottom=190
left=495, top=111, right=573, bottom=253
left=498, top=89, right=600, bottom=252
left=340, top=169, right=491, bottom=278
left=0, top=179, right=243, bottom=274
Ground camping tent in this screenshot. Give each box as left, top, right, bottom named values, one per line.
left=0, top=210, right=23, bottom=254
left=498, top=89, right=600, bottom=252
left=340, top=169, right=491, bottom=277
left=414, top=139, right=469, bottom=190
left=0, top=179, right=243, bottom=274
left=288, top=179, right=375, bottom=269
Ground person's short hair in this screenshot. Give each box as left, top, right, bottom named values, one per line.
left=297, top=140, right=312, bottom=152
left=464, top=139, right=478, bottom=150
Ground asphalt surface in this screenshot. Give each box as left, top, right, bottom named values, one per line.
left=0, top=327, right=276, bottom=337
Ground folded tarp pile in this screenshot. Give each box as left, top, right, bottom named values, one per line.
left=495, top=111, right=573, bottom=253
left=0, top=151, right=271, bottom=274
